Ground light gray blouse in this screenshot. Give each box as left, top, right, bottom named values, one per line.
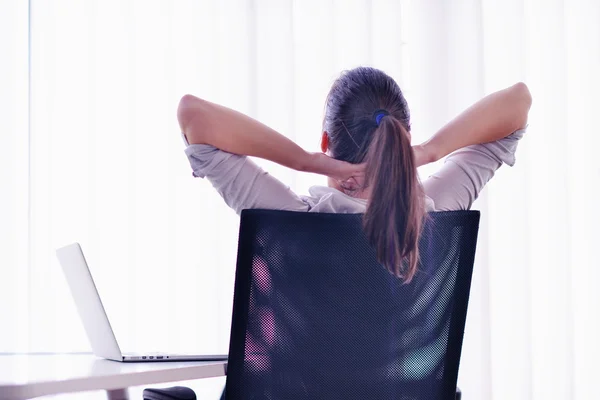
left=183, top=129, right=525, bottom=214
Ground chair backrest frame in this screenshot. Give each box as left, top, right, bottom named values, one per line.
left=226, top=209, right=480, bottom=400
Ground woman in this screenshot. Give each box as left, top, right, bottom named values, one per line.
left=177, top=67, right=531, bottom=282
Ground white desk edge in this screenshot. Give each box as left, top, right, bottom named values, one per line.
left=0, top=357, right=227, bottom=400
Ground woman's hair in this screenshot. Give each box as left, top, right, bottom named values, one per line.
left=324, top=66, right=425, bottom=282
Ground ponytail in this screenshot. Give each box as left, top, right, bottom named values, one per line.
left=362, top=116, right=425, bottom=282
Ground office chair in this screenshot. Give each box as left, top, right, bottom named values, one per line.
left=222, top=209, right=480, bottom=400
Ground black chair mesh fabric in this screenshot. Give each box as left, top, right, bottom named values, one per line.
left=226, top=210, right=480, bottom=400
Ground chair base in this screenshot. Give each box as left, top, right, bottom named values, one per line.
left=142, top=386, right=196, bottom=400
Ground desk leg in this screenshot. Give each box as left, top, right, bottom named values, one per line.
left=106, top=388, right=129, bottom=400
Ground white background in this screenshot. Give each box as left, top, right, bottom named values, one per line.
left=1, top=0, right=599, bottom=399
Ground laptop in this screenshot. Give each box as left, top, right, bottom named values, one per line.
left=56, top=242, right=228, bottom=362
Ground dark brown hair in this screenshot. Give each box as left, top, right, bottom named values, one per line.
left=324, top=67, right=425, bottom=282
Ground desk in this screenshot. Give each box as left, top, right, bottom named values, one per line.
left=0, top=354, right=227, bottom=400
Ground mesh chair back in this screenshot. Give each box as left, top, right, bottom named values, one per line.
left=226, top=209, right=480, bottom=400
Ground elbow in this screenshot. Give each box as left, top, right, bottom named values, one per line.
left=513, top=82, right=532, bottom=108
left=177, top=94, right=199, bottom=128
left=177, top=94, right=209, bottom=144
left=511, top=82, right=532, bottom=130
left=179, top=93, right=197, bottom=109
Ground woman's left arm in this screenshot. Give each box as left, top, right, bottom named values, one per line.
left=177, top=95, right=362, bottom=182
left=414, top=82, right=532, bottom=166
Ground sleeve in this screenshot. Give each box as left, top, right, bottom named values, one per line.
left=422, top=128, right=526, bottom=211
left=184, top=144, right=310, bottom=215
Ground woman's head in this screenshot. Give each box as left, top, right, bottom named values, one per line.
left=322, top=66, right=425, bottom=282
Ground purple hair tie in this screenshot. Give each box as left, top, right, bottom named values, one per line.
left=373, top=109, right=389, bottom=126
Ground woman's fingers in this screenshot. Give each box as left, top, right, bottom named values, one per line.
left=338, top=161, right=365, bottom=180
left=310, top=153, right=366, bottom=188
left=339, top=176, right=365, bottom=191
left=335, top=161, right=366, bottom=191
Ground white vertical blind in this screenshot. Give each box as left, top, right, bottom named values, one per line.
left=480, top=0, right=533, bottom=397
left=2, top=1, right=599, bottom=399
left=564, top=3, right=600, bottom=399
left=482, top=0, right=600, bottom=399
left=0, top=0, right=30, bottom=353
